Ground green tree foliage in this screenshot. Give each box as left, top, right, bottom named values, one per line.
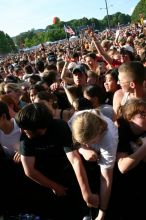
left=13, top=12, right=131, bottom=49
left=0, top=31, right=17, bottom=54
left=131, top=0, right=146, bottom=22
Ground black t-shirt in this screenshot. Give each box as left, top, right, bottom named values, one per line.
left=19, top=119, right=74, bottom=184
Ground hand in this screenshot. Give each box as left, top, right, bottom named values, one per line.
left=78, top=147, right=100, bottom=162
left=62, top=81, right=68, bottom=89
left=52, top=183, right=68, bottom=197
left=84, top=193, right=99, bottom=208
left=50, top=82, right=60, bottom=91
left=95, top=209, right=106, bottom=220
left=13, top=152, right=21, bottom=163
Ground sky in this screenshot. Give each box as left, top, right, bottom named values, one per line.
left=0, top=0, right=140, bottom=37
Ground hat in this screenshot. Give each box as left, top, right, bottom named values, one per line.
left=121, top=45, right=134, bottom=53
left=68, top=62, right=77, bottom=70
left=47, top=55, right=57, bottom=62
left=72, top=64, right=86, bottom=75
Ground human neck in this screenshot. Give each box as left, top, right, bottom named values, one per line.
left=130, top=122, right=144, bottom=135
left=1, top=119, right=14, bottom=134
left=130, top=87, right=145, bottom=99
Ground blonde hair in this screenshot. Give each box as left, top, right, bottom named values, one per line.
left=71, top=110, right=107, bottom=144
left=4, top=83, right=22, bottom=93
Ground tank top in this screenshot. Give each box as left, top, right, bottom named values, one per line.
left=121, top=92, right=130, bottom=106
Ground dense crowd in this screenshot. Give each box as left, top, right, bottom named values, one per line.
left=0, top=23, right=146, bottom=220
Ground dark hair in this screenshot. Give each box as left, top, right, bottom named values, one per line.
left=15, top=103, right=53, bottom=131
left=0, top=101, right=10, bottom=120
left=105, top=68, right=119, bottom=82
left=84, top=85, right=106, bottom=104
left=42, top=70, right=57, bottom=86
left=45, top=63, right=57, bottom=71
left=74, top=97, right=93, bottom=111
left=4, top=75, right=21, bottom=83
left=85, top=52, right=97, bottom=60
left=120, top=48, right=135, bottom=61
left=24, top=65, right=34, bottom=74
left=71, top=52, right=79, bottom=59
left=35, top=91, right=58, bottom=108
left=35, top=60, right=45, bottom=72
left=29, top=74, right=41, bottom=84
left=29, top=84, right=46, bottom=93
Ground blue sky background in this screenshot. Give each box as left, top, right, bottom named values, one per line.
left=0, top=0, right=140, bottom=37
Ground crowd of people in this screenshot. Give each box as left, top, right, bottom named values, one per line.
left=0, top=23, right=146, bottom=220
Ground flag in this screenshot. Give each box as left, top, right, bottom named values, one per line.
left=64, top=25, right=75, bottom=35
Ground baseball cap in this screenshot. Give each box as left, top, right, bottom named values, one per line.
left=72, top=64, right=86, bottom=75
left=121, top=45, right=134, bottom=53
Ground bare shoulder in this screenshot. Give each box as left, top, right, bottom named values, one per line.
left=114, top=89, right=124, bottom=98
left=113, top=89, right=124, bottom=114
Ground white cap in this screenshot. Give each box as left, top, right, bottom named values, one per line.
left=122, top=45, right=134, bottom=53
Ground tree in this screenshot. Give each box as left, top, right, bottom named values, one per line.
left=0, top=31, right=17, bottom=54
left=131, top=0, right=146, bottom=22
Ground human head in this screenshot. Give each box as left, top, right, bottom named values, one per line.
left=118, top=61, right=145, bottom=92
left=72, top=64, right=87, bottom=87
left=24, top=64, right=34, bottom=74
left=72, top=97, right=93, bottom=111
left=35, top=60, right=45, bottom=73
left=118, top=98, right=146, bottom=132
left=28, top=74, right=41, bottom=85
left=0, top=94, right=19, bottom=114
left=29, top=84, right=46, bottom=103
left=118, top=98, right=146, bottom=121
left=120, top=47, right=135, bottom=63
left=85, top=52, right=98, bottom=70
left=15, top=102, right=53, bottom=132
left=83, top=85, right=106, bottom=108
left=34, top=91, right=58, bottom=111
left=104, top=68, right=120, bottom=93
left=71, top=110, right=107, bottom=144
left=86, top=70, right=99, bottom=85
left=4, top=83, right=22, bottom=103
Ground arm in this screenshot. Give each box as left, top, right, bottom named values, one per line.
left=95, top=168, right=113, bottom=220
left=66, top=149, right=99, bottom=208
left=61, top=61, right=74, bottom=84
left=113, top=89, right=123, bottom=117
left=63, top=82, right=76, bottom=106
left=21, top=155, right=67, bottom=196
left=78, top=145, right=100, bottom=162
left=117, top=140, right=146, bottom=173
left=91, top=34, right=113, bottom=66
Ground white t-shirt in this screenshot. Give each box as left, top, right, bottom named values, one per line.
left=68, top=109, right=118, bottom=169
left=90, top=115, right=118, bottom=169
left=0, top=118, right=21, bottom=156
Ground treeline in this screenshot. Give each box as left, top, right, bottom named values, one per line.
left=13, top=12, right=131, bottom=48
left=0, top=31, right=18, bottom=55
left=1, top=0, right=146, bottom=54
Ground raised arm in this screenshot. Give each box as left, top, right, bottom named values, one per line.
left=91, top=32, right=113, bottom=66
left=61, top=61, right=74, bottom=84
